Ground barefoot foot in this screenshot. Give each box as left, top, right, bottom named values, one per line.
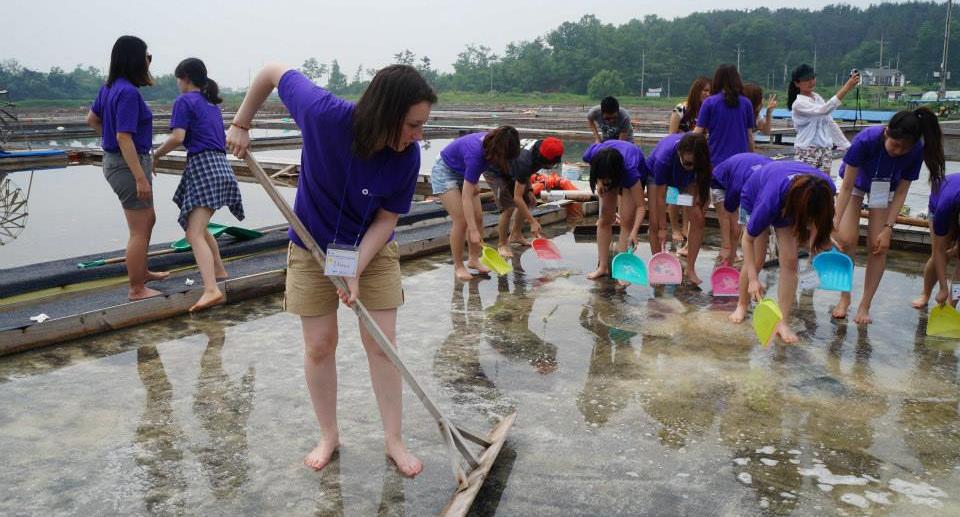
left=729, top=304, right=749, bottom=324
left=498, top=245, right=514, bottom=258
left=454, top=267, right=475, bottom=281
left=587, top=268, right=610, bottom=280
left=385, top=441, right=423, bottom=478
left=129, top=287, right=163, bottom=301
left=774, top=321, right=799, bottom=344
left=189, top=289, right=225, bottom=312
left=466, top=260, right=491, bottom=275
left=831, top=297, right=851, bottom=319
left=509, top=236, right=531, bottom=247
left=853, top=307, right=873, bottom=326
left=910, top=294, right=930, bottom=309
left=686, top=272, right=702, bottom=286
left=146, top=270, right=170, bottom=282
left=304, top=437, right=340, bottom=471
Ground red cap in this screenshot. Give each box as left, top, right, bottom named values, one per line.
left=538, top=137, right=564, bottom=162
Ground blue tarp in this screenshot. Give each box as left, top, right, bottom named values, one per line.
left=0, top=149, right=67, bottom=158
left=762, top=108, right=895, bottom=123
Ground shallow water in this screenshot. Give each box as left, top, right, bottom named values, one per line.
left=0, top=227, right=957, bottom=515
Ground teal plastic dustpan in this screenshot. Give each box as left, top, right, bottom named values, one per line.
left=812, top=247, right=853, bottom=292
left=611, top=247, right=648, bottom=285
left=171, top=223, right=263, bottom=251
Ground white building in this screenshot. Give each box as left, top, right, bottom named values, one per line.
left=861, top=68, right=906, bottom=87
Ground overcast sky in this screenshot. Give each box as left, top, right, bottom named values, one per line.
left=4, top=0, right=917, bottom=88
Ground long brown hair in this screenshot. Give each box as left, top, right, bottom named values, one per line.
left=677, top=133, right=712, bottom=207
left=887, top=107, right=945, bottom=189
left=352, top=64, right=437, bottom=158
left=742, top=83, right=763, bottom=119
left=781, top=174, right=835, bottom=251
left=107, top=35, right=152, bottom=87
left=482, top=126, right=520, bottom=174
left=681, top=76, right=711, bottom=130
left=711, top=64, right=744, bottom=108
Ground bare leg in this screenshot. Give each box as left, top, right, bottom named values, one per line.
left=123, top=207, right=164, bottom=300
left=466, top=192, right=490, bottom=273
left=589, top=190, right=618, bottom=280
left=359, top=308, right=423, bottom=478
left=774, top=227, right=800, bottom=343
left=204, top=228, right=228, bottom=279
left=615, top=190, right=637, bottom=254
left=832, top=195, right=862, bottom=319
left=302, top=312, right=341, bottom=471
left=854, top=208, right=891, bottom=325
left=439, top=190, right=476, bottom=281
left=730, top=229, right=769, bottom=323
left=508, top=207, right=530, bottom=246
left=186, top=208, right=225, bottom=312
left=683, top=203, right=705, bottom=285
left=717, top=206, right=733, bottom=264
left=668, top=204, right=682, bottom=245
left=497, top=207, right=515, bottom=258
left=911, top=225, right=937, bottom=308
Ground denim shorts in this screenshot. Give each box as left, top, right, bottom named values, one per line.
left=710, top=188, right=726, bottom=207
left=430, top=156, right=465, bottom=195
left=852, top=187, right=894, bottom=207
left=738, top=207, right=750, bottom=226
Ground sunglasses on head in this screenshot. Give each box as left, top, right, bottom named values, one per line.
left=146, top=53, right=152, bottom=63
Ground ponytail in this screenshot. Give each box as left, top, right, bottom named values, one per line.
left=888, top=107, right=945, bottom=188
left=482, top=125, right=520, bottom=175
left=174, top=57, right=221, bottom=105
left=787, top=81, right=800, bottom=110
left=782, top=174, right=835, bottom=251
left=677, top=132, right=712, bottom=206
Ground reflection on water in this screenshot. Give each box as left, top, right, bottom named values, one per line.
left=0, top=231, right=959, bottom=514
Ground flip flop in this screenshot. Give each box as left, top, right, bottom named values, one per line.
left=812, top=247, right=854, bottom=292
left=480, top=245, right=513, bottom=276
left=611, top=247, right=648, bottom=286
left=648, top=252, right=683, bottom=285
left=752, top=298, right=783, bottom=347
left=532, top=238, right=562, bottom=261
left=927, top=304, right=960, bottom=338
left=710, top=265, right=740, bottom=297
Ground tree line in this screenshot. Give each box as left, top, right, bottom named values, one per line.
left=2, top=2, right=957, bottom=102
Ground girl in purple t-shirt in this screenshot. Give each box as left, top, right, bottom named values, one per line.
left=694, top=64, right=755, bottom=166
left=432, top=127, right=520, bottom=281
left=710, top=152, right=771, bottom=265
left=226, top=63, right=436, bottom=478
left=86, top=35, right=170, bottom=300
left=729, top=161, right=836, bottom=344
left=582, top=140, right=649, bottom=280
left=646, top=133, right=712, bottom=285
left=833, top=108, right=945, bottom=325
left=912, top=173, right=960, bottom=308
left=153, top=58, right=245, bottom=312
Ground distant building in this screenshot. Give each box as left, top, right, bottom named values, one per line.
left=646, top=87, right=662, bottom=98
left=861, top=68, right=906, bottom=87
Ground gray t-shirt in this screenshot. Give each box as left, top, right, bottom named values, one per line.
left=587, top=106, right=634, bottom=142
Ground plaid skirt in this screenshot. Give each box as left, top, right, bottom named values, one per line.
left=172, top=150, right=245, bottom=229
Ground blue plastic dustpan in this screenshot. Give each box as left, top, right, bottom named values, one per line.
left=812, top=248, right=853, bottom=292
left=612, top=247, right=649, bottom=285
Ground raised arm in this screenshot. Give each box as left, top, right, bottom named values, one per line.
left=226, top=63, right=290, bottom=158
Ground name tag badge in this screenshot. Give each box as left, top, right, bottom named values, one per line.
left=325, top=243, right=360, bottom=278
left=677, top=193, right=694, bottom=207
left=799, top=267, right=821, bottom=290
left=952, top=283, right=960, bottom=301
left=666, top=186, right=680, bottom=205
left=867, top=181, right=890, bottom=208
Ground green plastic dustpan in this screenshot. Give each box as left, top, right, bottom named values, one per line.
left=927, top=304, right=960, bottom=338
left=611, top=247, right=649, bottom=285
left=171, top=223, right=263, bottom=251
left=752, top=298, right=783, bottom=347
left=480, top=245, right=513, bottom=275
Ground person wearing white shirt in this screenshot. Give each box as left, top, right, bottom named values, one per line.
left=788, top=64, right=861, bottom=175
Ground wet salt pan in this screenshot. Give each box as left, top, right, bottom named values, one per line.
left=760, top=458, right=779, bottom=467
left=797, top=465, right=869, bottom=486
left=840, top=493, right=870, bottom=509
left=756, top=446, right=776, bottom=455
left=737, top=472, right=752, bottom=485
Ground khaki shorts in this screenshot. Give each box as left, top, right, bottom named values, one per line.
left=284, top=240, right=404, bottom=317
left=484, top=172, right=534, bottom=211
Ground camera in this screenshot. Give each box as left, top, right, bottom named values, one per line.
left=850, top=68, right=860, bottom=77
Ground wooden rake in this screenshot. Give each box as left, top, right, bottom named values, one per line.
left=243, top=152, right=516, bottom=516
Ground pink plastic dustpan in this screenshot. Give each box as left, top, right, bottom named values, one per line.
left=711, top=265, right=740, bottom=297
left=532, top=238, right=562, bottom=261
left=648, top=252, right=683, bottom=285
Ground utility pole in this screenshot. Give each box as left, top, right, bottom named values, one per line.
left=641, top=51, right=646, bottom=98
left=941, top=0, right=954, bottom=100
left=664, top=73, right=673, bottom=98
left=736, top=45, right=744, bottom=71
left=813, top=45, right=817, bottom=71
left=879, top=33, right=887, bottom=68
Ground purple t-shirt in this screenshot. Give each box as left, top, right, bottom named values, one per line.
left=839, top=125, right=924, bottom=193
left=581, top=140, right=646, bottom=189
left=929, top=173, right=960, bottom=237
left=440, top=132, right=490, bottom=184
left=740, top=160, right=836, bottom=237
left=712, top=153, right=772, bottom=213
left=647, top=133, right=693, bottom=189
left=91, top=77, right=153, bottom=153
left=278, top=70, right=420, bottom=251
left=696, top=93, right=755, bottom=165
left=169, top=91, right=226, bottom=155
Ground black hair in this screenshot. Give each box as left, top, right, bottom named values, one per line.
left=107, top=35, right=152, bottom=87
left=352, top=64, right=437, bottom=158
left=174, top=57, right=221, bottom=104
left=787, top=63, right=816, bottom=110
left=887, top=107, right=945, bottom=188
left=588, top=148, right=625, bottom=193
left=601, top=96, right=620, bottom=114
left=677, top=133, right=712, bottom=207
left=483, top=126, right=521, bottom=174
left=711, top=64, right=744, bottom=108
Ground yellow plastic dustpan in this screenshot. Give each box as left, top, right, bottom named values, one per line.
left=480, top=245, right=513, bottom=275
left=927, top=304, right=960, bottom=338
left=752, top=299, right=783, bottom=347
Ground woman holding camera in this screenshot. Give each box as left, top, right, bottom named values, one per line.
left=788, top=64, right=860, bottom=175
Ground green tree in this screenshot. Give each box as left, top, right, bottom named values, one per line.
left=326, top=60, right=348, bottom=94
left=299, top=57, right=327, bottom=84
left=587, top=69, right=625, bottom=98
